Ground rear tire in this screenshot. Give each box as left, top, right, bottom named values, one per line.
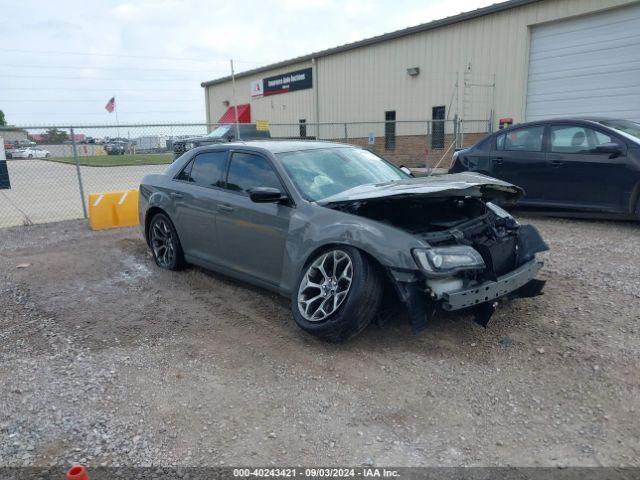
left=148, top=213, right=185, bottom=271
left=292, top=246, right=383, bottom=342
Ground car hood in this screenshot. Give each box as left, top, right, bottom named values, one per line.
left=319, top=172, right=523, bottom=205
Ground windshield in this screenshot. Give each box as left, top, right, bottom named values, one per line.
left=597, top=119, right=640, bottom=141
left=206, top=125, right=232, bottom=138
left=277, top=147, right=409, bottom=202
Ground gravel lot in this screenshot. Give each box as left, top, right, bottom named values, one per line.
left=0, top=215, right=639, bottom=467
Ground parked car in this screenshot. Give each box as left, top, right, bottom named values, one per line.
left=449, top=118, right=640, bottom=218
left=15, top=139, right=36, bottom=148
left=104, top=141, right=128, bottom=155
left=11, top=147, right=51, bottom=159
left=139, top=141, right=548, bottom=341
left=172, top=124, right=271, bottom=158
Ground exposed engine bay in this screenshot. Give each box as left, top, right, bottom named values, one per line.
left=326, top=194, right=549, bottom=332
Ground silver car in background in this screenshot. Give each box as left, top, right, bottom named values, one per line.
left=139, top=141, right=548, bottom=341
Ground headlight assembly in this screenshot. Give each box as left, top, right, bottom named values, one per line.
left=413, top=246, right=485, bottom=276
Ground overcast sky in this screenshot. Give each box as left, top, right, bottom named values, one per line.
left=1, top=0, right=497, bottom=126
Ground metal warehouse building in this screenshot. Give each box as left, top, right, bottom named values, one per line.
left=202, top=0, right=640, bottom=166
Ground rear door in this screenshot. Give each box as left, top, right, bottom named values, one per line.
left=490, top=124, right=548, bottom=201
left=171, top=150, right=228, bottom=262
left=545, top=123, right=629, bottom=211
left=215, top=150, right=293, bottom=286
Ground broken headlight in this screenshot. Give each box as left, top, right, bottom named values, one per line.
left=413, top=246, right=485, bottom=276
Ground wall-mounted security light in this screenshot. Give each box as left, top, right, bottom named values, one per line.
left=222, top=100, right=230, bottom=107
left=406, top=67, right=420, bottom=76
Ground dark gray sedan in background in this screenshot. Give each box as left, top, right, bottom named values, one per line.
left=450, top=118, right=640, bottom=218
left=139, top=141, right=548, bottom=341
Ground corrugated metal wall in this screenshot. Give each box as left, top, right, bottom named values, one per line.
left=205, top=0, right=636, bottom=129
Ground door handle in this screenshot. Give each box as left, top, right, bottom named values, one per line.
left=170, top=192, right=183, bottom=199
left=550, top=160, right=564, bottom=167
left=218, top=204, right=234, bottom=213
left=493, top=157, right=504, bottom=165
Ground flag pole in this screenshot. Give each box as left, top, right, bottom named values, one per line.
left=114, top=96, right=120, bottom=138
left=230, top=59, right=240, bottom=140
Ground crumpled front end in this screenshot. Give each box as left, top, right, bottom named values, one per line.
left=386, top=204, right=549, bottom=332
left=321, top=173, right=548, bottom=332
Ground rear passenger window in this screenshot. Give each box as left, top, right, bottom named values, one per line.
left=226, top=152, right=282, bottom=194
left=498, top=126, right=545, bottom=152
left=189, top=151, right=227, bottom=187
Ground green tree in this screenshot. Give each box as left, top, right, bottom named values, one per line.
left=0, top=110, right=6, bottom=127
left=43, top=128, right=69, bottom=144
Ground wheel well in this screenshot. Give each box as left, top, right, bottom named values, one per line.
left=144, top=206, right=167, bottom=245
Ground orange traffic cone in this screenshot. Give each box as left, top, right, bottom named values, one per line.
left=66, top=465, right=89, bottom=480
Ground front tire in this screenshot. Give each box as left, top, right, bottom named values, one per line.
left=292, top=246, right=383, bottom=342
left=148, top=213, right=185, bottom=270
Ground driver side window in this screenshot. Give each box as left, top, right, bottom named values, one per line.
left=225, top=152, right=282, bottom=194
left=550, top=125, right=617, bottom=153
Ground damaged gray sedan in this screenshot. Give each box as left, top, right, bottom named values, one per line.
left=139, top=141, right=548, bottom=341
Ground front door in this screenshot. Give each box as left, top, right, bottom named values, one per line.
left=490, top=124, right=547, bottom=201
left=545, top=123, right=629, bottom=211
left=215, top=151, right=292, bottom=286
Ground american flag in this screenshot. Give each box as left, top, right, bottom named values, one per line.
left=105, top=97, right=115, bottom=113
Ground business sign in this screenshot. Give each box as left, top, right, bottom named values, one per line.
left=263, top=67, right=312, bottom=96
left=250, top=79, right=263, bottom=98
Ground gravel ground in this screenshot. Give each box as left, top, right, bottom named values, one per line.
left=0, top=215, right=639, bottom=468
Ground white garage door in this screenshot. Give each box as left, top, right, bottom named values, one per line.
left=526, top=4, right=640, bottom=122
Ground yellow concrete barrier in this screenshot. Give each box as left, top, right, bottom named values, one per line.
left=88, top=189, right=139, bottom=230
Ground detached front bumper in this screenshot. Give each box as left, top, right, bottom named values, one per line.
left=441, top=259, right=543, bottom=311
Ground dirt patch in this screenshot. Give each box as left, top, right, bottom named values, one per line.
left=0, top=216, right=639, bottom=467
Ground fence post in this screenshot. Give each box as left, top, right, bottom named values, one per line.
left=343, top=123, right=348, bottom=141
left=70, top=127, right=88, bottom=219
left=453, top=114, right=459, bottom=149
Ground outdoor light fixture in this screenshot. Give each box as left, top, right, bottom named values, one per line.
left=406, top=67, right=420, bottom=76
left=222, top=100, right=230, bottom=107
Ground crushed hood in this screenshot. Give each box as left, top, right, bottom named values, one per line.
left=319, top=172, right=523, bottom=205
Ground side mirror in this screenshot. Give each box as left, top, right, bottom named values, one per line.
left=595, top=142, right=622, bottom=157
left=399, top=165, right=414, bottom=177
left=249, top=187, right=287, bottom=203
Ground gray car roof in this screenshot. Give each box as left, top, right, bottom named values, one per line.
left=215, top=140, right=358, bottom=154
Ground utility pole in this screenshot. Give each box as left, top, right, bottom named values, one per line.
left=230, top=59, right=240, bottom=140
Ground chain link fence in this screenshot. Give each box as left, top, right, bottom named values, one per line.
left=0, top=119, right=489, bottom=228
